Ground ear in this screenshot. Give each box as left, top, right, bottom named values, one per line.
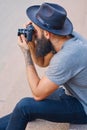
left=43, top=30, right=51, bottom=39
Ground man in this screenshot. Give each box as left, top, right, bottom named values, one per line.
left=0, top=2, right=87, bottom=130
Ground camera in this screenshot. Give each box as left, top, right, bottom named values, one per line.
left=17, top=24, right=34, bottom=42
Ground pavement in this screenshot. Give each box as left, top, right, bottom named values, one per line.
left=0, top=0, right=87, bottom=130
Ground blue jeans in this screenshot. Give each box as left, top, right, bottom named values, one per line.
left=0, top=93, right=87, bottom=130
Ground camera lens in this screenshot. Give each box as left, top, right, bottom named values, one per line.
left=17, top=25, right=34, bottom=42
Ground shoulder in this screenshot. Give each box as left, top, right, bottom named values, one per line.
left=49, top=48, right=74, bottom=67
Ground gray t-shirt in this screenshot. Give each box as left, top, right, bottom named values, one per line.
left=46, top=32, right=87, bottom=114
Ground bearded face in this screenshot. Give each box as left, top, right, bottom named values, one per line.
left=34, top=32, right=52, bottom=57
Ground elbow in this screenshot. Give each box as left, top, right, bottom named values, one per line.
left=39, top=63, right=49, bottom=68
left=33, top=95, right=44, bottom=101
left=36, top=62, right=49, bottom=68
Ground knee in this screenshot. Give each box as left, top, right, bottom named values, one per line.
left=13, top=97, right=35, bottom=114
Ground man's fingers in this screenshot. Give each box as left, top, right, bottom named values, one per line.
left=18, top=36, right=23, bottom=45
left=21, top=35, right=27, bottom=43
left=24, top=21, right=32, bottom=28
left=18, top=34, right=27, bottom=44
left=18, top=35, right=29, bottom=50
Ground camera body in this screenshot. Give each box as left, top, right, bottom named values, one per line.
left=18, top=24, right=34, bottom=42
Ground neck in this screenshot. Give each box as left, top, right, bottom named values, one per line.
left=51, top=35, right=72, bottom=52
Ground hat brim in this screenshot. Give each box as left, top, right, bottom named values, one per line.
left=26, top=5, right=73, bottom=36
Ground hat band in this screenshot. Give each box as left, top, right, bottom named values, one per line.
left=36, top=15, right=62, bottom=30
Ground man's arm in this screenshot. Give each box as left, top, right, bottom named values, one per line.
left=18, top=35, right=59, bottom=101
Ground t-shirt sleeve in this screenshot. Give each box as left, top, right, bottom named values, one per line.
left=46, top=53, right=79, bottom=86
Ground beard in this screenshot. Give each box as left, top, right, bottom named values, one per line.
left=35, top=34, right=52, bottom=57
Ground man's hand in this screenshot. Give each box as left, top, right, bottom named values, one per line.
left=18, top=34, right=33, bottom=66
left=18, top=34, right=29, bottom=53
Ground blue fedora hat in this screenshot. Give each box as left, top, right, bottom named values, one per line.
left=26, top=3, right=73, bottom=36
